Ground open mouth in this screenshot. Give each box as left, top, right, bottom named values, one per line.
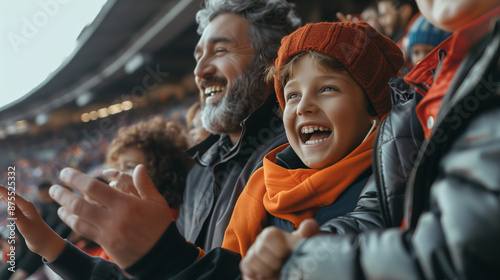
left=300, top=125, right=332, bottom=145
left=204, top=85, right=225, bottom=97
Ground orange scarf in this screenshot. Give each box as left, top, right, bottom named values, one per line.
left=223, top=132, right=375, bottom=256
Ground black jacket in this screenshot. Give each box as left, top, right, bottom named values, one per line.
left=46, top=94, right=288, bottom=280
left=282, top=18, right=500, bottom=280
left=177, top=94, right=287, bottom=251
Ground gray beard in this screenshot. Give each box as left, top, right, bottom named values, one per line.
left=200, top=59, right=266, bottom=135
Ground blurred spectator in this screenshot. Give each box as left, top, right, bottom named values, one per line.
left=106, top=116, right=194, bottom=214
left=360, top=4, right=383, bottom=33
left=407, top=15, right=453, bottom=66
left=377, top=0, right=420, bottom=70
left=185, top=101, right=210, bottom=148
left=336, top=4, right=383, bottom=34
left=377, top=0, right=419, bottom=43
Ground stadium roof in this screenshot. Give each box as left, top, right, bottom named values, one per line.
left=0, top=0, right=201, bottom=128
left=0, top=0, right=374, bottom=136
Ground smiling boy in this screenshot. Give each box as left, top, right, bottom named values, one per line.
left=282, top=55, right=375, bottom=169
left=222, top=21, right=403, bottom=260
left=241, top=0, right=500, bottom=279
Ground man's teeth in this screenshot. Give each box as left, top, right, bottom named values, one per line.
left=300, top=125, right=330, bottom=134
left=204, top=85, right=225, bottom=96
left=305, top=138, right=328, bottom=145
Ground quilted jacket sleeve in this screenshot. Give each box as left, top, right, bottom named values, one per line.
left=320, top=79, right=422, bottom=235
left=319, top=176, right=387, bottom=235
left=281, top=107, right=500, bottom=280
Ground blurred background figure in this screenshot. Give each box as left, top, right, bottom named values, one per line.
left=377, top=0, right=419, bottom=43
left=336, top=4, right=384, bottom=34
left=106, top=116, right=194, bottom=218
left=377, top=0, right=420, bottom=71
left=71, top=117, right=196, bottom=263
left=185, top=101, right=210, bottom=148
left=360, top=4, right=383, bottom=33
left=407, top=15, right=453, bottom=67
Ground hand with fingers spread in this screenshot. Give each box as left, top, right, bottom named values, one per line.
left=50, top=164, right=172, bottom=268
left=240, top=219, right=320, bottom=280
left=0, top=185, right=66, bottom=262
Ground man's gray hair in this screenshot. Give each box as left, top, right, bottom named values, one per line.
left=196, top=0, right=301, bottom=65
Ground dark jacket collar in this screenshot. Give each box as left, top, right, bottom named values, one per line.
left=405, top=18, right=500, bottom=228
left=186, top=94, right=284, bottom=167
left=275, top=145, right=309, bottom=169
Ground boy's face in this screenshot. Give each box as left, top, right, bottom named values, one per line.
left=283, top=55, right=373, bottom=170
left=411, top=43, right=436, bottom=65
left=416, top=0, right=500, bottom=31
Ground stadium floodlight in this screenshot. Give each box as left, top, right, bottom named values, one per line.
left=6, top=124, right=17, bottom=135
left=35, top=113, right=49, bottom=126
left=76, top=91, right=93, bottom=107
left=124, top=53, right=150, bottom=74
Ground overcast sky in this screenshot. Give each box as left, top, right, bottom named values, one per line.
left=0, top=0, right=108, bottom=110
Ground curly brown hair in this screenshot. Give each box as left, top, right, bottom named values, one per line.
left=106, top=116, right=194, bottom=208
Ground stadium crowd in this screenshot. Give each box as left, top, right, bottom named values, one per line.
left=0, top=96, right=197, bottom=198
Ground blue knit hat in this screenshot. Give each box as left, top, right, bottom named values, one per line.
left=408, top=15, right=453, bottom=51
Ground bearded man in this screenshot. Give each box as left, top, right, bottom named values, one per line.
left=179, top=0, right=300, bottom=252
left=37, top=0, right=301, bottom=279
left=377, top=0, right=420, bottom=44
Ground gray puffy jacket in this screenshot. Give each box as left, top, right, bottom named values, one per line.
left=282, top=19, right=500, bottom=280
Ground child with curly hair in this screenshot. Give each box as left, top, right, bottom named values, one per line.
left=105, top=116, right=194, bottom=215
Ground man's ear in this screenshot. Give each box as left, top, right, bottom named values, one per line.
left=399, top=4, right=414, bottom=25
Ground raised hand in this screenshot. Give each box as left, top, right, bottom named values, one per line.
left=0, top=185, right=66, bottom=262
left=240, top=219, right=320, bottom=280
left=50, top=164, right=172, bottom=267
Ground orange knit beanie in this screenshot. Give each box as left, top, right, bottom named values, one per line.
left=274, top=21, right=403, bottom=118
